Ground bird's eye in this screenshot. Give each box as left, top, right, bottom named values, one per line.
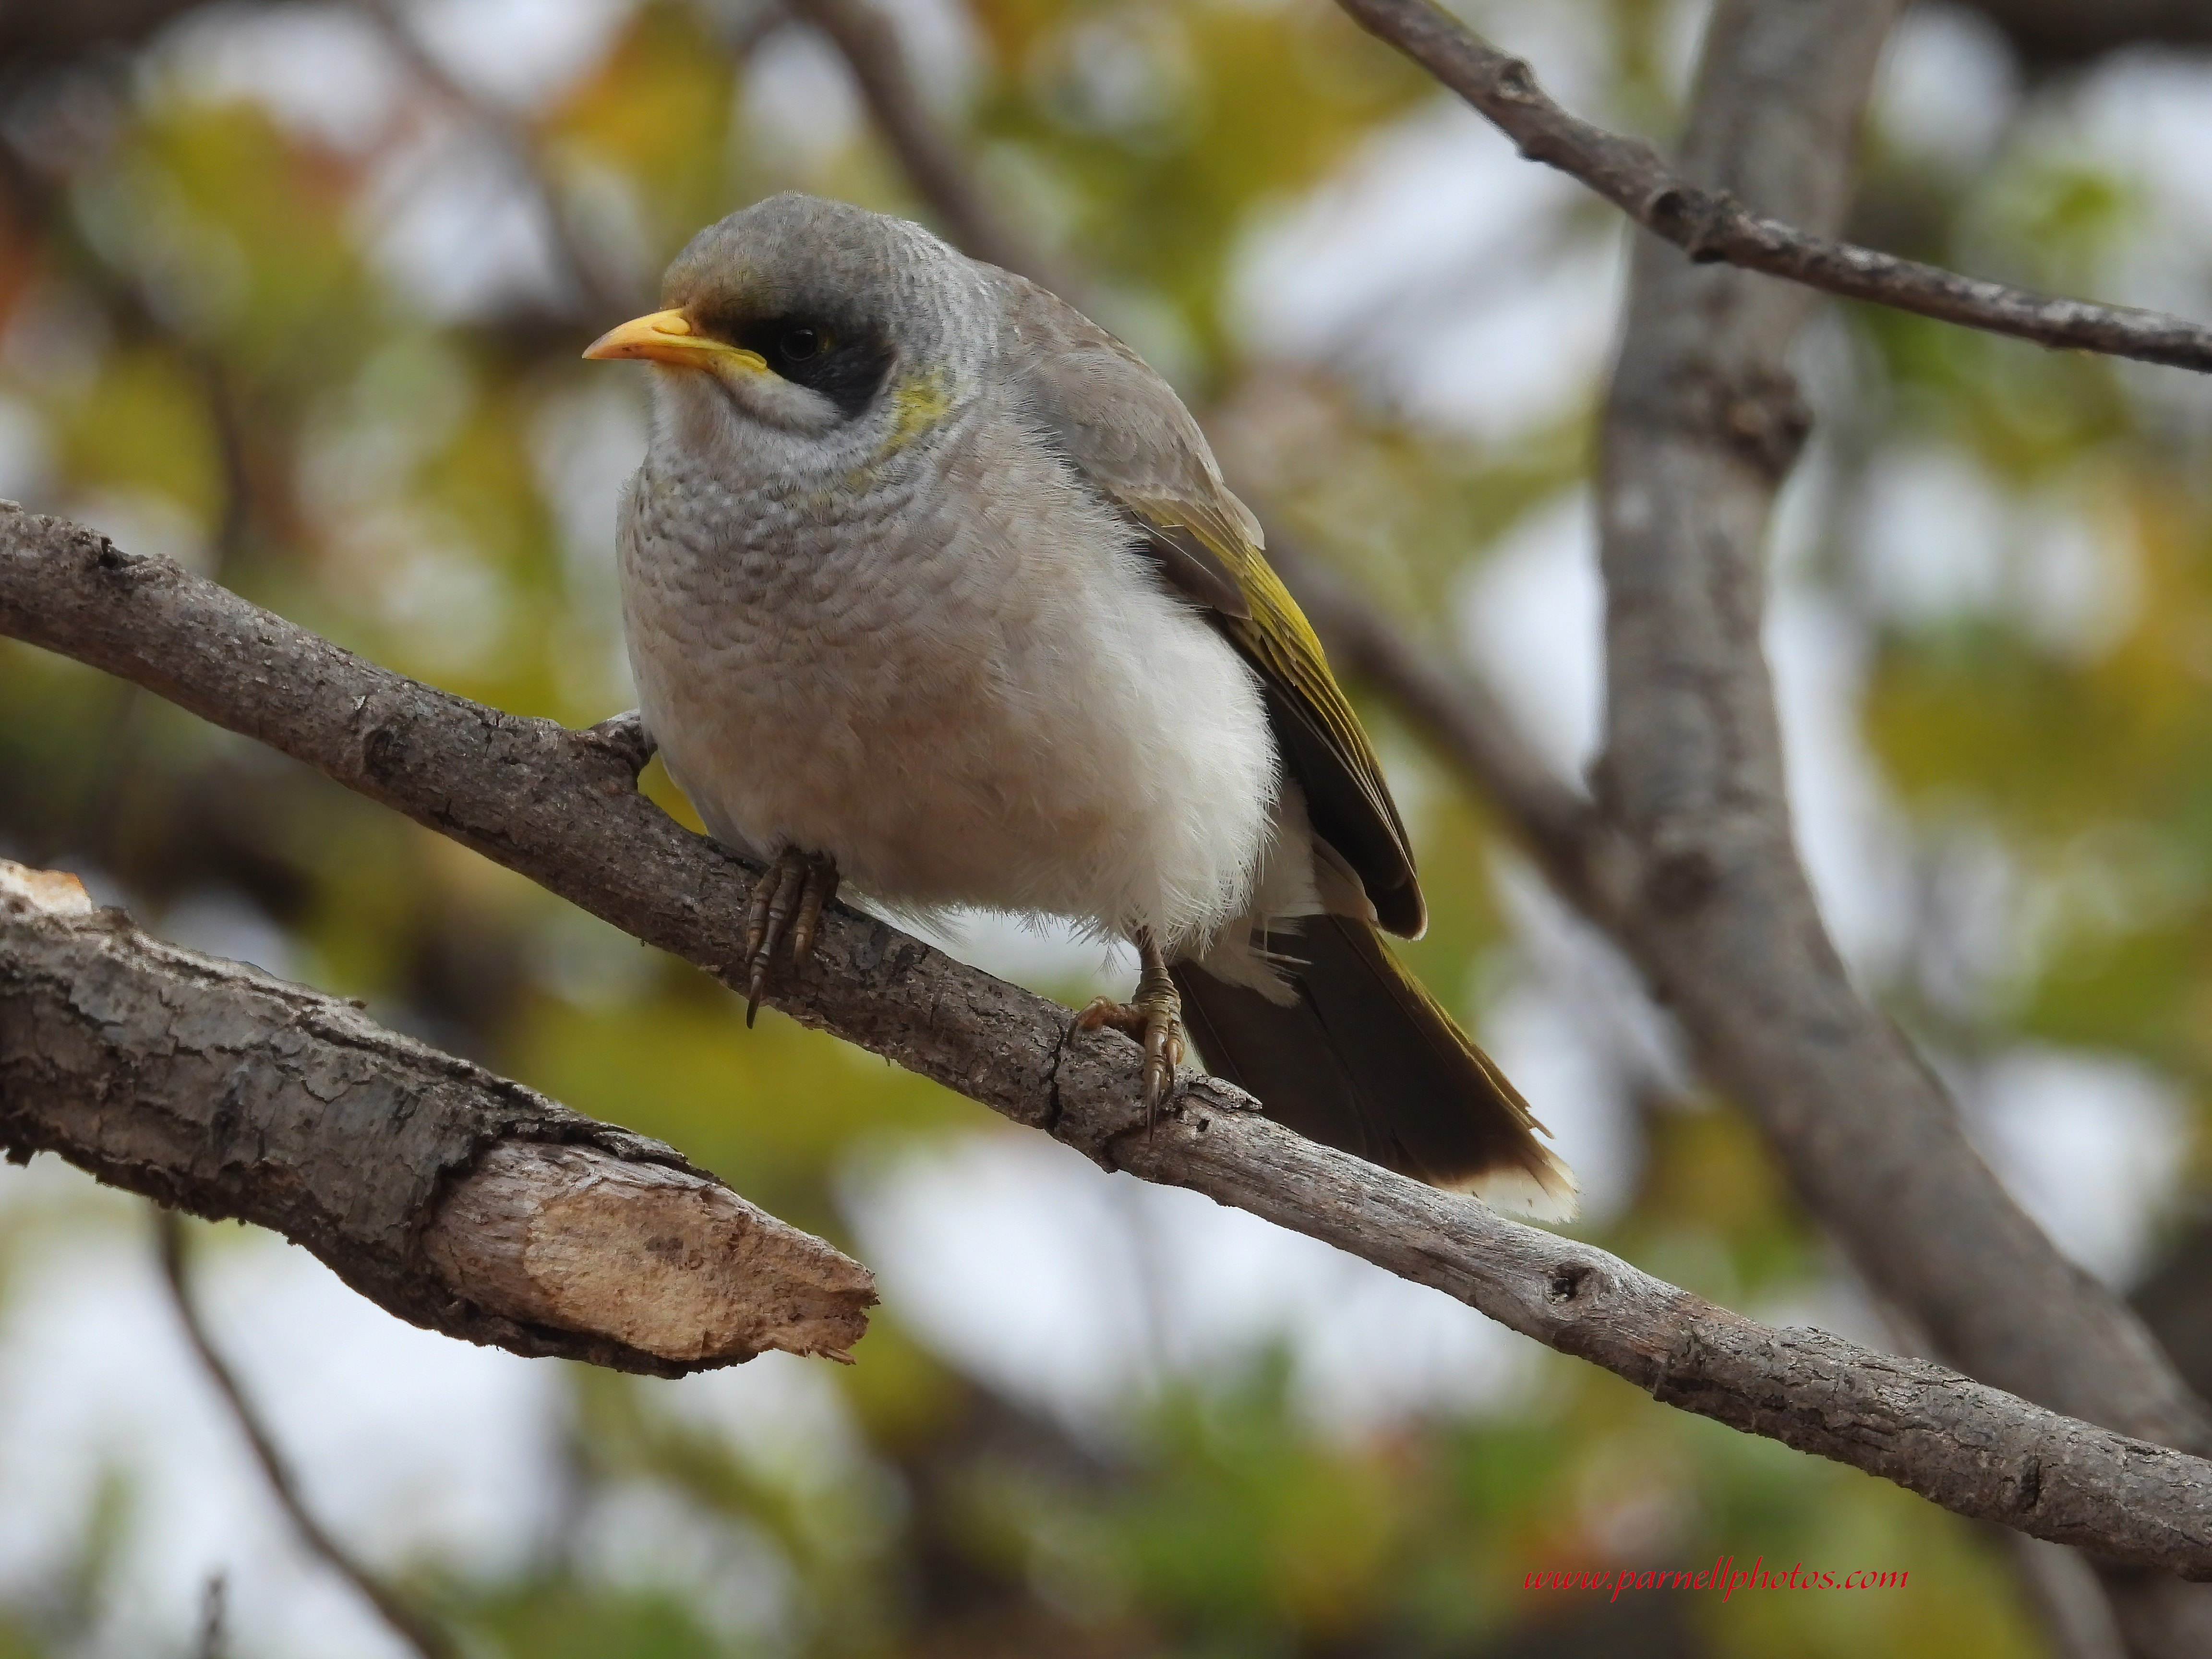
left=781, top=326, right=821, bottom=362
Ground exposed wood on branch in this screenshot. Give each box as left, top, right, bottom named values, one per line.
left=0, top=855, right=875, bottom=1375
left=423, top=1142, right=869, bottom=1364
left=6, top=512, right=2212, bottom=1575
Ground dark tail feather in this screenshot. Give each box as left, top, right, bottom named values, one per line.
left=1172, top=915, right=1577, bottom=1220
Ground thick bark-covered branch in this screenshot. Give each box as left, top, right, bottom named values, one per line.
left=0, top=857, right=875, bottom=1375
left=6, top=516, right=2212, bottom=1575
left=1334, top=0, right=2212, bottom=376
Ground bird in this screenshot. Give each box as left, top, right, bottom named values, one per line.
left=583, top=192, right=1576, bottom=1221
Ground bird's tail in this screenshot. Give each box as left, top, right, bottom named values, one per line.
left=1172, top=915, right=1578, bottom=1221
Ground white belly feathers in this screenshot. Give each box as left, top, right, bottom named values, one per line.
left=618, top=425, right=1283, bottom=957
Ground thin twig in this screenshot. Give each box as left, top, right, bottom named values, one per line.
left=155, top=1210, right=457, bottom=1659
left=1334, top=0, right=2212, bottom=375
left=808, top=0, right=2212, bottom=378
left=194, top=1574, right=228, bottom=1659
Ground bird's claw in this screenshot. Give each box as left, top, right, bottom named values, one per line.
left=744, top=848, right=838, bottom=1025
left=1076, top=932, right=1184, bottom=1122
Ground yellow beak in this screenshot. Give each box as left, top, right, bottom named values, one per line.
left=581, top=308, right=769, bottom=373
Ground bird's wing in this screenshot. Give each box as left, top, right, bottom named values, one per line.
left=1001, top=278, right=1425, bottom=937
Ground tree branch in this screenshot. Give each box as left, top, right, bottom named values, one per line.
left=356, top=0, right=646, bottom=321
left=7, top=514, right=2212, bottom=1575
left=1333, top=0, right=2212, bottom=376
left=0, top=856, right=875, bottom=1375
left=157, top=1210, right=455, bottom=1659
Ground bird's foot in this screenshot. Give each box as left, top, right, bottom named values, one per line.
left=744, top=847, right=839, bottom=1026
left=1076, top=931, right=1184, bottom=1117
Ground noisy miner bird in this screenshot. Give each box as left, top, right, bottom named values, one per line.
left=584, top=192, right=1577, bottom=1220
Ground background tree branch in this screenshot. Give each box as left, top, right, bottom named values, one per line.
left=1590, top=0, right=2212, bottom=1650
left=1592, top=0, right=2206, bottom=1444
left=1256, top=537, right=1611, bottom=910
left=0, top=857, right=875, bottom=1376
left=780, top=0, right=1085, bottom=303
left=8, top=512, right=2212, bottom=1576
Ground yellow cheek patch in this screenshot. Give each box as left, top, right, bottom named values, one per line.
left=845, top=371, right=955, bottom=489
left=882, top=371, right=951, bottom=454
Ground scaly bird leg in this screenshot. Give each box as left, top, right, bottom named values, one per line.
left=744, top=847, right=839, bottom=1026
left=1077, top=928, right=1185, bottom=1118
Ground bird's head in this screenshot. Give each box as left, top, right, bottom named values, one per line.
left=585, top=193, right=972, bottom=455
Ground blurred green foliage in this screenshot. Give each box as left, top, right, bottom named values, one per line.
left=3, top=0, right=2207, bottom=1653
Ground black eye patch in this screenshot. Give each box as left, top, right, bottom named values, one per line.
left=733, top=316, right=894, bottom=420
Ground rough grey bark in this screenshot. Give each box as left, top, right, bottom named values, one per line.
left=1129, top=1106, right=2212, bottom=1574
left=7, top=513, right=2212, bottom=1575
left=0, top=857, right=875, bottom=1375
left=1333, top=0, right=2212, bottom=377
